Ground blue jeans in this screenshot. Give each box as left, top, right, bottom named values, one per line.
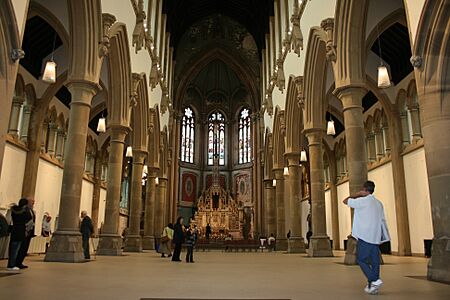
left=7, top=240, right=22, bottom=268
left=356, top=239, right=380, bottom=283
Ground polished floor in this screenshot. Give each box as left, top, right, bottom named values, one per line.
left=0, top=250, right=449, bottom=300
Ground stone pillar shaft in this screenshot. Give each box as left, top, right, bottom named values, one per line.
left=91, top=151, right=102, bottom=235
left=143, top=169, right=157, bottom=250
left=274, top=168, right=287, bottom=250
left=45, top=82, right=97, bottom=262
left=154, top=177, right=167, bottom=238
left=8, top=96, right=24, bottom=136
left=125, top=151, right=146, bottom=252
left=286, top=154, right=306, bottom=253
left=264, top=180, right=276, bottom=237
left=305, top=130, right=332, bottom=257
left=55, top=130, right=65, bottom=160
left=97, top=126, right=128, bottom=256
left=20, top=105, right=32, bottom=141
left=47, top=123, right=57, bottom=155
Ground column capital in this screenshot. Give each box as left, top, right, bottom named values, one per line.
left=109, top=124, right=130, bottom=142
left=284, top=152, right=301, bottom=166
left=273, top=168, right=284, bottom=180
left=66, top=80, right=100, bottom=108
left=332, top=85, right=366, bottom=108
left=132, top=150, right=147, bottom=164
left=304, top=128, right=324, bottom=145
left=12, top=95, right=25, bottom=105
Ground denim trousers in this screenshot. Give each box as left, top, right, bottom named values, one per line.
left=356, top=239, right=381, bottom=283
left=7, top=240, right=22, bottom=268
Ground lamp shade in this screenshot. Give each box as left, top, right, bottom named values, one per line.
left=155, top=177, right=159, bottom=185
left=283, top=167, right=289, bottom=176
left=300, top=150, right=307, bottom=162
left=143, top=165, right=148, bottom=174
left=125, top=146, right=133, bottom=158
left=377, top=65, right=391, bottom=88
left=327, top=120, right=336, bottom=136
left=42, top=60, right=57, bottom=83
left=272, top=179, right=277, bottom=187
left=97, top=117, right=106, bottom=133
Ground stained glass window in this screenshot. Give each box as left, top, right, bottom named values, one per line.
left=238, top=108, right=251, bottom=164
left=208, top=111, right=225, bottom=165
left=181, top=107, right=195, bottom=163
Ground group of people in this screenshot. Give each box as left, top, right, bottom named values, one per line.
left=158, top=217, right=197, bottom=263
left=4, top=198, right=36, bottom=271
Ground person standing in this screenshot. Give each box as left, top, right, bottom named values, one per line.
left=16, top=198, right=35, bottom=269
left=343, top=181, right=390, bottom=295
left=185, top=226, right=196, bottom=263
left=7, top=199, right=31, bottom=271
left=80, top=211, right=94, bottom=259
left=160, top=223, right=174, bottom=258
left=171, top=217, right=184, bottom=262
left=205, top=223, right=211, bottom=240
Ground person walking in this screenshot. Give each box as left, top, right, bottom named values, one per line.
left=16, top=198, right=35, bottom=269
left=343, top=180, right=390, bottom=295
left=160, top=223, right=174, bottom=258
left=80, top=211, right=94, bottom=259
left=171, top=217, right=184, bottom=262
left=7, top=199, right=31, bottom=271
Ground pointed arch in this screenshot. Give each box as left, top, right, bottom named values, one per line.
left=131, top=73, right=149, bottom=153
left=285, top=75, right=303, bottom=154
left=263, top=128, right=274, bottom=180
left=304, top=27, right=328, bottom=130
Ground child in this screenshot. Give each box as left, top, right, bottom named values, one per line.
left=185, top=226, right=196, bottom=263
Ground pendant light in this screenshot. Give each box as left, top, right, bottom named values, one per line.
left=272, top=179, right=277, bottom=187
left=283, top=166, right=289, bottom=176
left=376, top=24, right=391, bottom=88
left=143, top=165, right=148, bottom=174
left=126, top=146, right=133, bottom=158
left=42, top=33, right=58, bottom=84
left=96, top=116, right=106, bottom=133
left=327, top=119, right=336, bottom=136
left=300, top=150, right=307, bottom=162
left=155, top=177, right=159, bottom=185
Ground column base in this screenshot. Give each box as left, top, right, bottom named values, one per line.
left=44, top=231, right=85, bottom=263
left=276, top=238, right=288, bottom=251
left=142, top=235, right=156, bottom=250
left=427, top=237, right=450, bottom=284
left=97, top=234, right=123, bottom=256
left=344, top=235, right=358, bottom=265
left=123, top=235, right=143, bottom=252
left=308, top=235, right=333, bottom=257
left=287, top=237, right=306, bottom=253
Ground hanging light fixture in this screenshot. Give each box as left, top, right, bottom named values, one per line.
left=300, top=150, right=307, bottom=162
left=272, top=179, right=277, bottom=187
left=155, top=177, right=159, bottom=185
left=42, top=33, right=58, bottom=84
left=376, top=24, right=391, bottom=88
left=126, top=146, right=133, bottom=158
left=143, top=165, right=148, bottom=174
left=283, top=167, right=289, bottom=176
left=327, top=119, right=336, bottom=136
left=96, top=117, right=106, bottom=133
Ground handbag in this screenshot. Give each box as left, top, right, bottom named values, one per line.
left=161, top=235, right=170, bottom=243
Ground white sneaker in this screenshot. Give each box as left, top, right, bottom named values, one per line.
left=7, top=267, right=20, bottom=271
left=365, top=279, right=383, bottom=295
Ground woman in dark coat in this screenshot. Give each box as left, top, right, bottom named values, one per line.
left=7, top=198, right=31, bottom=270
left=171, top=217, right=184, bottom=262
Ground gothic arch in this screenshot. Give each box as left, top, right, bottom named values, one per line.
left=333, top=0, right=369, bottom=89
left=272, top=108, right=285, bottom=170
left=284, top=75, right=303, bottom=154
left=131, top=73, right=149, bottom=153
left=304, top=27, right=328, bottom=130
left=107, top=22, right=133, bottom=128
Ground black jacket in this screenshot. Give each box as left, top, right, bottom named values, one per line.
left=10, top=205, right=32, bottom=241
left=80, top=216, right=94, bottom=238
left=0, top=214, right=9, bottom=237
left=173, top=223, right=184, bottom=244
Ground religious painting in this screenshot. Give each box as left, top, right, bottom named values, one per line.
left=181, top=172, right=197, bottom=207
left=234, top=172, right=252, bottom=207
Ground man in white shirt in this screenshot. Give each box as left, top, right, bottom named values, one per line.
left=343, top=181, right=390, bottom=295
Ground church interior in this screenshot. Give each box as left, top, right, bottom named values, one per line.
left=0, top=0, right=449, bottom=299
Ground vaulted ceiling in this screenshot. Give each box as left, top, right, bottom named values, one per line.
left=163, top=0, right=274, bottom=58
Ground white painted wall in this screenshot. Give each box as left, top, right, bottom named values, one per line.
left=403, top=147, right=433, bottom=254
left=337, top=181, right=351, bottom=249
left=368, top=162, right=399, bottom=252
left=0, top=144, right=27, bottom=210
left=80, top=179, right=94, bottom=216
left=301, top=200, right=310, bottom=243
left=98, top=188, right=107, bottom=230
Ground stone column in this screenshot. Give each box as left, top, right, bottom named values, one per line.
left=335, top=87, right=368, bottom=264
left=367, top=132, right=376, bottom=163
left=400, top=110, right=410, bottom=145
left=91, top=151, right=102, bottom=235
left=45, top=82, right=97, bottom=262
left=97, top=125, right=129, bottom=256
left=7, top=96, right=24, bottom=136
left=285, top=153, right=306, bottom=253
left=124, top=150, right=146, bottom=252
left=408, top=104, right=422, bottom=141
left=305, top=130, right=333, bottom=257
left=154, top=177, right=167, bottom=239
left=264, top=179, right=276, bottom=237
left=273, top=168, right=287, bottom=250
left=142, top=169, right=157, bottom=250
left=20, top=104, right=32, bottom=142
left=55, top=129, right=65, bottom=160
left=374, top=128, right=384, bottom=160
left=419, top=85, right=450, bottom=283
left=47, top=122, right=58, bottom=156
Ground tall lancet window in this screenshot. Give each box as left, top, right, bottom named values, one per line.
left=238, top=108, right=252, bottom=164
left=208, top=111, right=225, bottom=166
left=181, top=107, right=195, bottom=163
